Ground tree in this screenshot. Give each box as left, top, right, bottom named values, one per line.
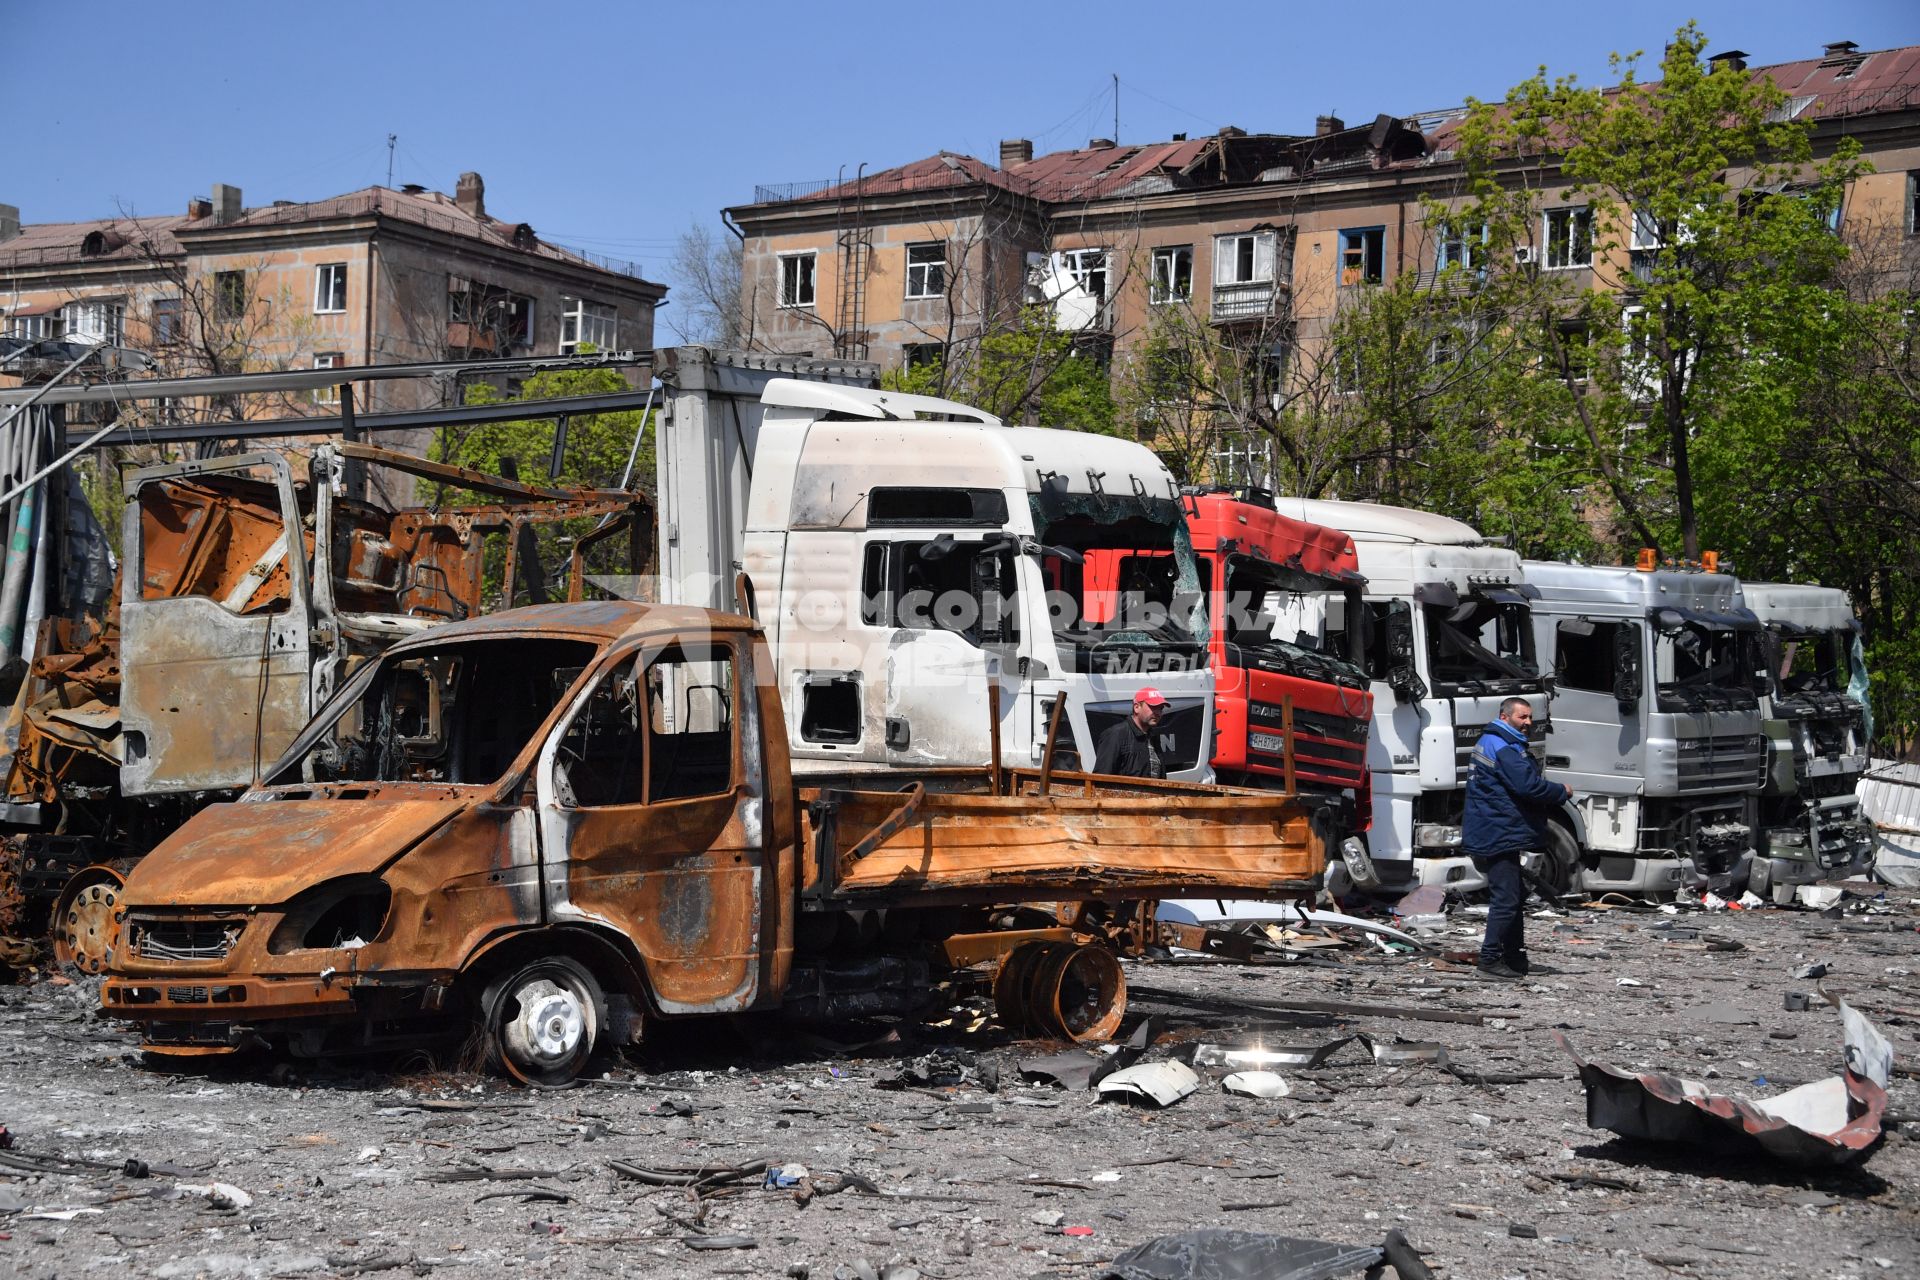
left=1456, top=24, right=1866, bottom=557
left=667, top=222, right=747, bottom=348
left=883, top=305, right=1117, bottom=435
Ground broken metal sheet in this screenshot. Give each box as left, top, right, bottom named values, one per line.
left=1099, top=1228, right=1383, bottom=1280
left=1157, top=900, right=1431, bottom=949
left=1222, top=1070, right=1290, bottom=1098
left=1192, top=1035, right=1446, bottom=1074
left=1019, top=1049, right=1109, bottom=1091
left=1554, top=1003, right=1890, bottom=1167
left=1097, top=1059, right=1200, bottom=1108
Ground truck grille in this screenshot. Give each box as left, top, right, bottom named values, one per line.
left=1245, top=703, right=1367, bottom=788
left=128, top=913, right=245, bottom=963
left=1677, top=735, right=1766, bottom=792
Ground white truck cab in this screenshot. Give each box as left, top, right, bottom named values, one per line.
left=1738, top=582, right=1873, bottom=893
left=1275, top=499, right=1548, bottom=893
left=1525, top=561, right=1766, bottom=895
left=655, top=355, right=1213, bottom=779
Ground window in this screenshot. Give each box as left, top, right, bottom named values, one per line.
left=4, top=311, right=56, bottom=341
left=151, top=297, right=183, bottom=345
left=1150, top=245, right=1193, bottom=304
left=799, top=673, right=861, bottom=744
left=903, top=342, right=943, bottom=371
left=560, top=298, right=617, bottom=353
left=1339, top=227, right=1384, bottom=286
left=1908, top=172, right=1919, bottom=237
left=859, top=538, right=1019, bottom=647
left=778, top=252, right=816, bottom=308
left=449, top=280, right=535, bottom=352
left=1556, top=619, right=1634, bottom=693
left=213, top=270, right=247, bottom=322
left=1543, top=208, right=1592, bottom=271
left=312, top=353, right=344, bottom=406
left=1436, top=222, right=1485, bottom=272
left=60, top=300, right=124, bottom=345
left=1215, top=232, right=1277, bottom=286
left=313, top=263, right=347, bottom=314
left=1555, top=320, right=1590, bottom=383
left=1063, top=248, right=1108, bottom=301
left=905, top=242, right=946, bottom=299
left=643, top=645, right=736, bottom=802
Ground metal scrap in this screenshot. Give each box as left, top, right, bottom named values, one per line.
left=1555, top=1002, right=1891, bottom=1167
left=1098, top=1060, right=1201, bottom=1108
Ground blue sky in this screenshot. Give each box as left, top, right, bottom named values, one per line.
left=7, top=0, right=1914, bottom=325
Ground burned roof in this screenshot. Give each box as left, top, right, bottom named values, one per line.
left=0, top=185, right=653, bottom=285
left=740, top=41, right=1920, bottom=213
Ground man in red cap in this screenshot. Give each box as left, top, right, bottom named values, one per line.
left=1093, top=687, right=1168, bottom=778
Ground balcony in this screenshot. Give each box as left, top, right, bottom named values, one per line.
left=1211, top=281, right=1283, bottom=322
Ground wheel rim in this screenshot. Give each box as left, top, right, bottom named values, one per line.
left=1030, top=943, right=1125, bottom=1042
left=499, top=976, right=590, bottom=1078
left=53, top=875, right=125, bottom=974
left=992, top=941, right=1048, bottom=1034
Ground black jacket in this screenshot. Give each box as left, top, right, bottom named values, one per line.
left=1093, top=717, right=1164, bottom=778
left=1462, top=718, right=1563, bottom=856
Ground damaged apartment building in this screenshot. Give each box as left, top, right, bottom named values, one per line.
left=729, top=39, right=1920, bottom=473
left=0, top=173, right=666, bottom=446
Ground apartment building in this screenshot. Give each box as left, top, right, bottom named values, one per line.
left=730, top=39, right=1920, bottom=402
left=0, top=172, right=666, bottom=421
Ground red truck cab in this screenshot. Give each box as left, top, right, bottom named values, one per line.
left=1086, top=487, right=1373, bottom=832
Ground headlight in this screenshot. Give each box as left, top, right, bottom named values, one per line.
left=268, top=877, right=391, bottom=954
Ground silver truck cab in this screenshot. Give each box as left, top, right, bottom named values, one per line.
left=1524, top=561, right=1766, bottom=895
left=1277, top=500, right=1547, bottom=894
left=1738, top=582, right=1873, bottom=893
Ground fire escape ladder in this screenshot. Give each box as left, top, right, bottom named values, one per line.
left=835, top=169, right=870, bottom=361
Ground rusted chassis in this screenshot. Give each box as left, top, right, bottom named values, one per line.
left=102, top=602, right=1320, bottom=1069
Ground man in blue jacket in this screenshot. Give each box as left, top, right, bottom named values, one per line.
left=1462, top=697, right=1570, bottom=979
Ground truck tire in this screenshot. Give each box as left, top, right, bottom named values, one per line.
left=1536, top=824, right=1580, bottom=899
left=481, top=956, right=606, bottom=1087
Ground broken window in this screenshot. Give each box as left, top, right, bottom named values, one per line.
left=644, top=644, right=736, bottom=802
left=1652, top=619, right=1759, bottom=710
left=1150, top=245, right=1193, bottom=304
left=905, top=242, right=946, bottom=299
left=778, top=252, right=817, bottom=308
left=138, top=473, right=296, bottom=614
left=1424, top=596, right=1537, bottom=693
left=1063, top=249, right=1108, bottom=302
left=1543, top=208, right=1592, bottom=271
left=278, top=637, right=596, bottom=787
left=866, top=487, right=1009, bottom=527
left=1332, top=598, right=1407, bottom=683
left=860, top=538, right=1020, bottom=648
left=1554, top=618, right=1632, bottom=693
left=799, top=672, right=861, bottom=744
left=314, top=263, right=347, bottom=314
left=213, top=270, right=248, bottom=322
left=1338, top=227, right=1384, bottom=286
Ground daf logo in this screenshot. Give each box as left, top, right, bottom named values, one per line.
left=1393, top=753, right=1416, bottom=765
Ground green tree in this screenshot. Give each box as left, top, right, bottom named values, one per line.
left=883, top=305, right=1116, bottom=435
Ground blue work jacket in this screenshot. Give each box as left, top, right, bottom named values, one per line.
left=1462, top=719, right=1563, bottom=857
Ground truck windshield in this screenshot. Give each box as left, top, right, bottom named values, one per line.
left=1211, top=555, right=1367, bottom=689
left=267, top=637, right=599, bottom=786
left=1772, top=627, right=1852, bottom=699
left=1423, top=596, right=1538, bottom=694
left=1040, top=495, right=1208, bottom=676
left=1653, top=623, right=1757, bottom=710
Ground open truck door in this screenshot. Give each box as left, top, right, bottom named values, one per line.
left=118, top=453, right=315, bottom=797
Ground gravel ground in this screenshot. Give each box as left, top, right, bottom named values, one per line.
left=1, top=897, right=1916, bottom=1280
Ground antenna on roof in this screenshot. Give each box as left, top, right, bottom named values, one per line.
left=386, top=134, right=397, bottom=187
left=1113, top=73, right=1120, bottom=145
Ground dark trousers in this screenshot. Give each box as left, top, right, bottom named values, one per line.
left=1471, top=850, right=1527, bottom=966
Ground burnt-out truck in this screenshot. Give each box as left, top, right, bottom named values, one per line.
left=99, top=600, right=1324, bottom=1084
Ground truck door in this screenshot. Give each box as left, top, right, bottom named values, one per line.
left=119, top=453, right=314, bottom=797
left=1547, top=618, right=1644, bottom=792
left=538, top=636, right=765, bottom=1013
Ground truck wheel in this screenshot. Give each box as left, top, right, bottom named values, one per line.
left=1537, top=825, right=1580, bottom=899
left=481, top=956, right=605, bottom=1087
left=51, top=867, right=127, bottom=975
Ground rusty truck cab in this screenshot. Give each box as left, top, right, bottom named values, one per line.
left=103, top=600, right=794, bottom=1085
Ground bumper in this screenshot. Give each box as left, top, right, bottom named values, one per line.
left=1410, top=854, right=1486, bottom=893
left=1680, top=850, right=1753, bottom=895
left=1578, top=856, right=1690, bottom=896
left=102, top=970, right=447, bottom=1053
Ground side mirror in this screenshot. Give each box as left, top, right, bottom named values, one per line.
left=1386, top=614, right=1414, bottom=660
left=1612, top=625, right=1642, bottom=709
left=1388, top=665, right=1428, bottom=704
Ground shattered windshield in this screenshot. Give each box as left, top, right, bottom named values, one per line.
left=1213, top=556, right=1367, bottom=689
left=1423, top=596, right=1538, bottom=695
left=1037, top=493, right=1209, bottom=675
left=1772, top=627, right=1852, bottom=699
left=266, top=637, right=599, bottom=786
left=1653, top=622, right=1758, bottom=711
